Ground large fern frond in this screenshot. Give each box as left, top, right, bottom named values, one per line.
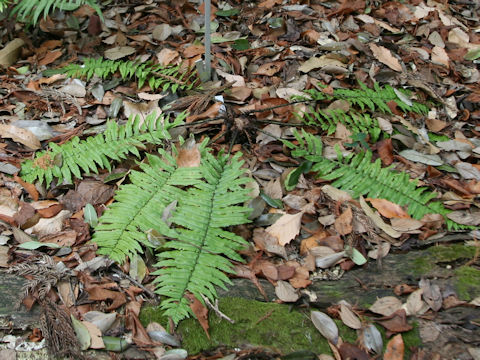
left=296, top=81, right=429, bottom=115
left=284, top=129, right=463, bottom=230
left=20, top=112, right=186, bottom=186
left=12, top=0, right=102, bottom=25
left=61, top=58, right=199, bottom=94
left=153, top=151, right=252, bottom=324
left=303, top=109, right=382, bottom=142
left=92, top=149, right=204, bottom=263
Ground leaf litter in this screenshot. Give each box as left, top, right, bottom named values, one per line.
left=0, top=0, right=479, bottom=358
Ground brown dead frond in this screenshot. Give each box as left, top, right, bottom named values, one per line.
left=4, top=254, right=71, bottom=302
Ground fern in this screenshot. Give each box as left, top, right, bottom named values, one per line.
left=61, top=58, right=199, bottom=94
left=153, top=151, right=251, bottom=324
left=303, top=109, right=382, bottom=142
left=12, top=0, right=102, bottom=25
left=92, top=149, right=204, bottom=263
left=92, top=148, right=252, bottom=324
left=20, top=112, right=186, bottom=186
left=296, top=81, right=429, bottom=115
left=284, top=129, right=463, bottom=230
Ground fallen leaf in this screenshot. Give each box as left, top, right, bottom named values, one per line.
left=339, top=303, right=362, bottom=330
left=334, top=207, right=353, bottom=235
left=311, top=311, right=338, bottom=345
left=360, top=197, right=401, bottom=238
left=370, top=296, right=403, bottom=316
left=82, top=321, right=105, bottom=349
left=366, top=198, right=410, bottom=219
left=254, top=61, right=285, bottom=76
left=186, top=293, right=210, bottom=339
left=384, top=334, right=404, bottom=360
left=369, top=43, right=402, bottom=72
left=266, top=211, right=304, bottom=246
left=0, top=124, right=41, bottom=149
left=275, top=280, right=299, bottom=302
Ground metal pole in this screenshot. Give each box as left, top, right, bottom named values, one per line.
left=204, top=0, right=211, bottom=81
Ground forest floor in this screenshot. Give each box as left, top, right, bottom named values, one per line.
left=0, top=0, right=479, bottom=359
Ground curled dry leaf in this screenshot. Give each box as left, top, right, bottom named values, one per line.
left=311, top=311, right=339, bottom=345
left=361, top=324, right=383, bottom=354
left=315, top=251, right=345, bottom=269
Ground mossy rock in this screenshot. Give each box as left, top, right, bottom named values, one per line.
left=140, top=297, right=421, bottom=356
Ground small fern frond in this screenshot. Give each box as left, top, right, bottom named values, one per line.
left=303, top=109, right=382, bottom=142
left=153, top=151, right=252, bottom=324
left=20, top=112, right=186, bottom=186
left=61, top=58, right=199, bottom=93
left=12, top=0, right=102, bottom=25
left=284, top=130, right=464, bottom=230
left=295, top=81, right=429, bottom=115
left=92, top=150, right=204, bottom=264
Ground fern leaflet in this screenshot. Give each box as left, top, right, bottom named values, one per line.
left=61, top=58, right=199, bottom=93
left=303, top=109, right=382, bottom=142
left=153, top=151, right=252, bottom=324
left=12, top=0, right=102, bottom=25
left=295, top=81, right=429, bottom=115
left=284, top=129, right=464, bottom=230
left=20, top=112, right=186, bottom=186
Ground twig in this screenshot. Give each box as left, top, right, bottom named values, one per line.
left=111, top=267, right=157, bottom=299
left=200, top=294, right=234, bottom=324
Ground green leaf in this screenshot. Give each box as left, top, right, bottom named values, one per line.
left=260, top=191, right=283, bottom=209
left=215, top=8, right=239, bottom=17
left=346, top=246, right=367, bottom=266
left=285, top=161, right=312, bottom=191
left=18, top=241, right=61, bottom=250
left=232, top=38, right=250, bottom=50
left=83, top=203, right=98, bottom=227
left=465, top=48, right=480, bottom=61
left=71, top=315, right=90, bottom=351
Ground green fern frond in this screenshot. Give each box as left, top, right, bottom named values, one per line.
left=61, top=58, right=199, bottom=93
left=12, top=0, right=102, bottom=25
left=284, top=129, right=464, bottom=230
left=92, top=149, right=204, bottom=263
left=303, top=109, right=382, bottom=142
left=296, top=81, right=429, bottom=115
left=153, top=151, right=252, bottom=324
left=20, top=112, right=186, bottom=186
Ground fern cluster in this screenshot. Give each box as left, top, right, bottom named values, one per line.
left=283, top=129, right=463, bottom=230
left=11, top=0, right=102, bottom=25
left=93, top=148, right=252, bottom=324
left=61, top=58, right=199, bottom=94
left=20, top=112, right=186, bottom=186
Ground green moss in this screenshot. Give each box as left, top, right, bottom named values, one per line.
left=454, top=266, right=480, bottom=301
left=427, top=244, right=476, bottom=263
left=411, top=244, right=476, bottom=277
left=140, top=298, right=425, bottom=357
left=141, top=297, right=361, bottom=355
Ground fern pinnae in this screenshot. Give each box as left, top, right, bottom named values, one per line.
left=92, top=150, right=204, bottom=264
left=153, top=151, right=252, bottom=324
left=20, top=112, right=185, bottom=186
left=284, top=130, right=464, bottom=230
left=62, top=58, right=199, bottom=93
